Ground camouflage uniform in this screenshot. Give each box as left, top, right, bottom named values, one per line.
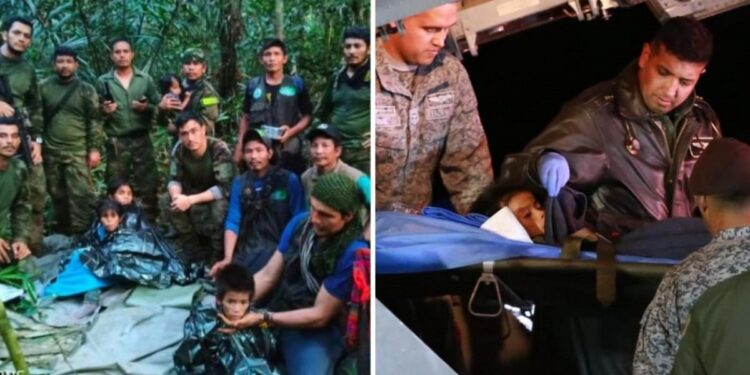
left=163, top=137, right=235, bottom=263
left=634, top=227, right=750, bottom=375
left=182, top=78, right=220, bottom=135
left=97, top=68, right=160, bottom=222
left=317, top=61, right=371, bottom=175
left=0, top=54, right=46, bottom=253
left=0, top=157, right=31, bottom=246
left=41, top=76, right=104, bottom=234
left=375, top=40, right=493, bottom=214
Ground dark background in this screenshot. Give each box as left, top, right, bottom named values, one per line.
left=461, top=4, right=750, bottom=175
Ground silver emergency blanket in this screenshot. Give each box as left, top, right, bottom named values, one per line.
left=79, top=223, right=197, bottom=289
left=173, top=305, right=279, bottom=374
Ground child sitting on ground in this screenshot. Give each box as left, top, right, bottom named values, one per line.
left=106, top=178, right=149, bottom=231
left=96, top=199, right=123, bottom=236
left=174, top=264, right=278, bottom=374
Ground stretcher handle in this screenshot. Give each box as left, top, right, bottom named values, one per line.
left=468, top=261, right=504, bottom=318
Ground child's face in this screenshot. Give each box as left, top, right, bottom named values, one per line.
left=220, top=290, right=252, bottom=321
left=100, top=210, right=121, bottom=233
left=506, top=191, right=545, bottom=237
left=111, top=185, right=133, bottom=206
left=169, top=77, right=181, bottom=96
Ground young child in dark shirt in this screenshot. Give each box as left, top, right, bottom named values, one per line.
left=174, top=264, right=278, bottom=374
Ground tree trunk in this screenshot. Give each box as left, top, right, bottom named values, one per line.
left=275, top=0, right=284, bottom=40
left=217, top=0, right=245, bottom=136
left=0, top=300, right=28, bottom=373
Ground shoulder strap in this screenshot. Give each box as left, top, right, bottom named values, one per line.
left=44, top=80, right=81, bottom=126
left=290, top=75, right=304, bottom=92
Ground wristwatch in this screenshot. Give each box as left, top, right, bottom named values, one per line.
left=262, top=310, right=273, bottom=325
left=35, top=137, right=43, bottom=144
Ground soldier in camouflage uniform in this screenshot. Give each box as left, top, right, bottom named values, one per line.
left=158, top=48, right=220, bottom=136
left=98, top=37, right=161, bottom=223
left=41, top=46, right=104, bottom=235
left=0, top=16, right=46, bottom=253
left=162, top=112, right=235, bottom=264
left=634, top=138, right=750, bottom=375
left=0, top=116, right=31, bottom=264
left=317, top=26, right=371, bottom=175
left=375, top=3, right=493, bottom=214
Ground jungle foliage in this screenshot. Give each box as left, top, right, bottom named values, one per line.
left=0, top=0, right=369, bottom=192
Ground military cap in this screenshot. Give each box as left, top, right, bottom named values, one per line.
left=242, top=128, right=273, bottom=150
left=689, top=138, right=750, bottom=196
left=181, top=48, right=206, bottom=63
left=306, top=123, right=342, bottom=145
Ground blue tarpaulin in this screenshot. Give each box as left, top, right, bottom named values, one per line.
left=375, top=212, right=679, bottom=274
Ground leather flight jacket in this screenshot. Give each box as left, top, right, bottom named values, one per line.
left=500, top=62, right=721, bottom=237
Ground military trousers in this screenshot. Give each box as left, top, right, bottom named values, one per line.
left=160, top=194, right=227, bottom=265
left=342, top=146, right=370, bottom=176
left=105, top=133, right=159, bottom=223
left=27, top=162, right=46, bottom=254
left=44, top=151, right=96, bottom=235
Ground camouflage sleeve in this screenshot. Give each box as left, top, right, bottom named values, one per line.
left=10, top=165, right=31, bottom=244
left=440, top=62, right=493, bottom=214
left=633, top=271, right=682, bottom=375
left=84, top=84, right=105, bottom=152
left=95, top=78, right=111, bottom=119
left=146, top=75, right=160, bottom=119
left=168, top=147, right=182, bottom=188
left=315, top=73, right=335, bottom=123
left=212, top=141, right=236, bottom=198
left=198, top=85, right=220, bottom=125
left=25, top=71, right=43, bottom=138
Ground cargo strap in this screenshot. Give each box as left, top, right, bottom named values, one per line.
left=595, top=235, right=617, bottom=306
left=560, top=236, right=584, bottom=260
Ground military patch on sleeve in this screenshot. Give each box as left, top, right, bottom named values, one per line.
left=376, top=105, right=403, bottom=130
left=425, top=92, right=455, bottom=122
left=200, top=97, right=219, bottom=106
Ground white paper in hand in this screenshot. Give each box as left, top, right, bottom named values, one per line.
left=480, top=207, right=533, bottom=243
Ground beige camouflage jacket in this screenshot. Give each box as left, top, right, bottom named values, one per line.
left=375, top=41, right=492, bottom=214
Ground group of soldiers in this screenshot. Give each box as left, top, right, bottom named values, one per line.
left=1, top=14, right=372, bottom=373
left=0, top=15, right=371, bottom=274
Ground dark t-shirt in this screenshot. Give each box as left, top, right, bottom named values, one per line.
left=277, top=212, right=366, bottom=302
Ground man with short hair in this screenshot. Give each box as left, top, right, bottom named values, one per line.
left=211, top=129, right=304, bottom=276
left=500, top=17, right=721, bottom=237
left=301, top=123, right=370, bottom=204
left=220, top=173, right=368, bottom=375
left=98, top=37, right=161, bottom=222
left=158, top=48, right=220, bottom=135
left=41, top=46, right=104, bottom=235
left=0, top=15, right=46, bottom=253
left=164, top=111, right=235, bottom=264
left=0, top=116, right=31, bottom=264
left=634, top=138, right=750, bottom=375
left=317, top=26, right=371, bottom=174
left=236, top=39, right=313, bottom=175
left=376, top=2, right=493, bottom=214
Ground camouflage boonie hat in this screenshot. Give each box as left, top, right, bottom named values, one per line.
left=181, top=48, right=206, bottom=63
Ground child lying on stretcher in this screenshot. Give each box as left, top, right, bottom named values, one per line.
left=174, top=263, right=278, bottom=374
left=471, top=183, right=596, bottom=243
